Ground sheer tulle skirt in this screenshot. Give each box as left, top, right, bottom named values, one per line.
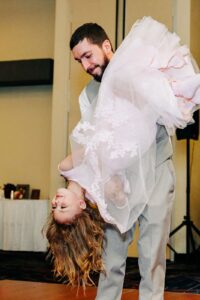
left=60, top=17, right=200, bottom=233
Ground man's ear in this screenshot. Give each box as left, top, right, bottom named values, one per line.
left=102, top=39, right=112, bottom=55
left=79, top=199, right=86, bottom=210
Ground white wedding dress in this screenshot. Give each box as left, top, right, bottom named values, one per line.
left=61, top=17, right=200, bottom=233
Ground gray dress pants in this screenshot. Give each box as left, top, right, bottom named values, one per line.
left=95, top=159, right=175, bottom=300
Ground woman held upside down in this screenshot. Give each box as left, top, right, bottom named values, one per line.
left=45, top=152, right=128, bottom=287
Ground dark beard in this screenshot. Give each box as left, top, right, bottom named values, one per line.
left=92, top=56, right=110, bottom=82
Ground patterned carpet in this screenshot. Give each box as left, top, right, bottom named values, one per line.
left=124, top=252, right=200, bottom=294
left=0, top=250, right=200, bottom=294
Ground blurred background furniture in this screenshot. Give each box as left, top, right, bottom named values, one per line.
left=0, top=199, right=49, bottom=252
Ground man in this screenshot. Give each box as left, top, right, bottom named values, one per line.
left=69, top=23, right=175, bottom=300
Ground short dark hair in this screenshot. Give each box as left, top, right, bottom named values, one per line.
left=70, top=23, right=112, bottom=50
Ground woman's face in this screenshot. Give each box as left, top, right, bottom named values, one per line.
left=51, top=188, right=86, bottom=224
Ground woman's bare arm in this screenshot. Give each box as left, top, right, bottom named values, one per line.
left=58, top=154, right=73, bottom=171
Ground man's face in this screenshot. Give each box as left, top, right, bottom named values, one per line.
left=72, top=38, right=112, bottom=82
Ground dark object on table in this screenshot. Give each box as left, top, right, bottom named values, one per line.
left=4, top=183, right=16, bottom=198
left=31, top=189, right=40, bottom=200
left=16, top=184, right=30, bottom=199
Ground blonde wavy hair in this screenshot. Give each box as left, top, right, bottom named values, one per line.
left=44, top=202, right=105, bottom=288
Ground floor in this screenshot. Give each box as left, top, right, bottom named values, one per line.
left=124, top=252, right=200, bottom=294
left=0, top=250, right=200, bottom=296
left=1, top=280, right=200, bottom=300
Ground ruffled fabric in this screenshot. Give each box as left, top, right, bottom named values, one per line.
left=61, top=16, right=200, bottom=233
left=100, top=16, right=200, bottom=134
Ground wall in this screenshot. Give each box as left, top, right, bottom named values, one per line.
left=0, top=0, right=55, bottom=199
left=170, top=0, right=200, bottom=254
left=190, top=0, right=200, bottom=236
left=126, top=0, right=173, bottom=31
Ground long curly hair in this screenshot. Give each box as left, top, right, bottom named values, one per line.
left=44, top=202, right=105, bottom=288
